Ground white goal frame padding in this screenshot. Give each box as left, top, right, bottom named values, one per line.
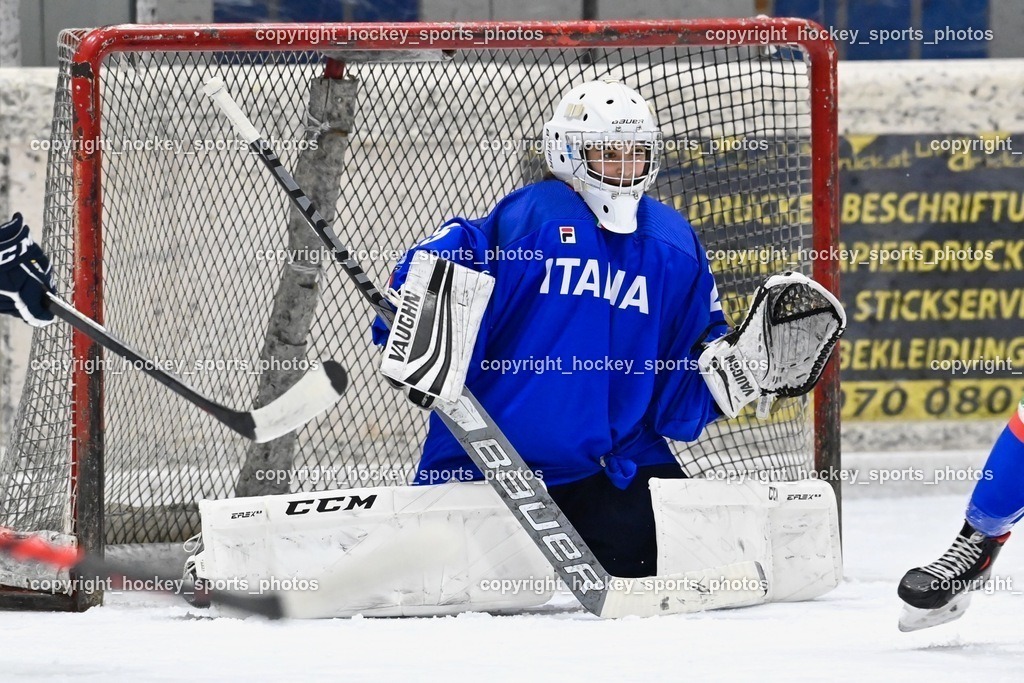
left=193, top=478, right=840, bottom=617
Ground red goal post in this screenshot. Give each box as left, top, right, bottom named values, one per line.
left=0, top=18, right=838, bottom=611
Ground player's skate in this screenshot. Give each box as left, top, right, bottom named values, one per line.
left=897, top=521, right=1009, bottom=632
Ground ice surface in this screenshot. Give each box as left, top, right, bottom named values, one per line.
left=2, top=494, right=1023, bottom=682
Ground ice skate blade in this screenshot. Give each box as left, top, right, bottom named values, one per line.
left=898, top=592, right=972, bottom=632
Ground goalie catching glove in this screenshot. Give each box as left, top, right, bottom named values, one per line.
left=381, top=252, right=494, bottom=410
left=698, top=272, right=846, bottom=419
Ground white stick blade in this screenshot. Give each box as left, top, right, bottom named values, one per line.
left=599, top=561, right=768, bottom=619
left=249, top=362, right=348, bottom=443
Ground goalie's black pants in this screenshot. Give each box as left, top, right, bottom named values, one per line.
left=547, top=463, right=687, bottom=578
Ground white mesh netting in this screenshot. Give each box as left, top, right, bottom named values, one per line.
left=0, top=30, right=818, bottom=547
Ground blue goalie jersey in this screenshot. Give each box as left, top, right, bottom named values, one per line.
left=372, top=179, right=727, bottom=489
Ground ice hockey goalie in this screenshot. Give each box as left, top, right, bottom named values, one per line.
left=184, top=78, right=845, bottom=617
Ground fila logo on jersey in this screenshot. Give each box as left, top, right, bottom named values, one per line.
left=559, top=226, right=576, bottom=244
left=539, top=257, right=649, bottom=314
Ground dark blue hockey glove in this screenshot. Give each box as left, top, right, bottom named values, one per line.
left=0, top=213, right=55, bottom=327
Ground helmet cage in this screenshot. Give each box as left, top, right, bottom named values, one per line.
left=573, top=130, right=662, bottom=190
left=541, top=79, right=663, bottom=233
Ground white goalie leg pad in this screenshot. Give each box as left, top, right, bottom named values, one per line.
left=381, top=252, right=494, bottom=403
left=191, top=482, right=554, bottom=617
left=651, top=478, right=842, bottom=602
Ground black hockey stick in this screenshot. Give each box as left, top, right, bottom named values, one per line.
left=0, top=526, right=285, bottom=617
left=45, top=293, right=348, bottom=443
left=204, top=76, right=766, bottom=618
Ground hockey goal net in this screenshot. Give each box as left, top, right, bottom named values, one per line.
left=0, top=19, right=838, bottom=609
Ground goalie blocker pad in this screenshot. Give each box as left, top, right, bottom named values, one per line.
left=699, top=272, right=846, bottom=419
left=381, top=252, right=494, bottom=403
left=189, top=479, right=840, bottom=617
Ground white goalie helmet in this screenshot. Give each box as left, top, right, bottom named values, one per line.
left=543, top=78, right=662, bottom=234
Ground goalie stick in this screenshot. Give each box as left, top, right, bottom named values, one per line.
left=204, top=76, right=767, bottom=618
left=45, top=293, right=349, bottom=443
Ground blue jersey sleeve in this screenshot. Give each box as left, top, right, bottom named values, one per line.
left=371, top=217, right=493, bottom=345
left=649, top=239, right=729, bottom=441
